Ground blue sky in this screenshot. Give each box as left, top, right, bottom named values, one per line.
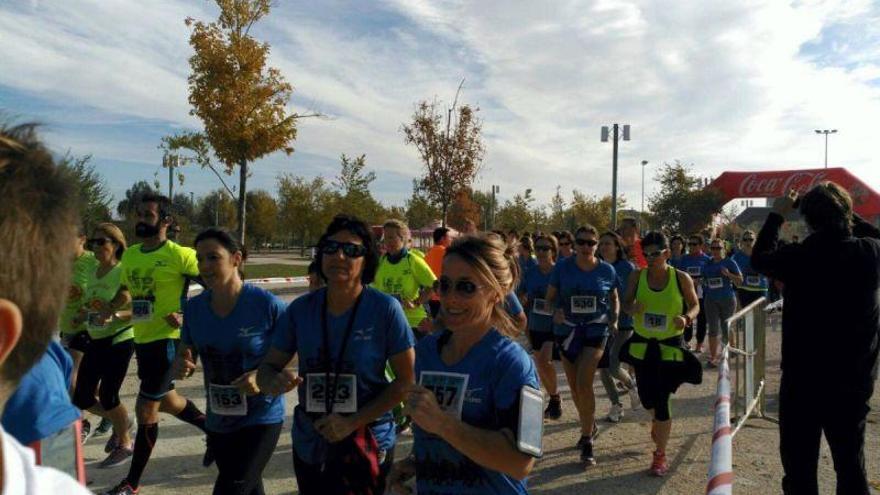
left=2, top=0, right=879, bottom=213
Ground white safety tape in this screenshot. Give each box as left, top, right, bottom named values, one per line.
left=706, top=346, right=733, bottom=495
left=187, top=276, right=309, bottom=294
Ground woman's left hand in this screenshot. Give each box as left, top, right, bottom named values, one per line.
left=403, top=384, right=449, bottom=436
left=314, top=413, right=358, bottom=443
left=231, top=370, right=260, bottom=395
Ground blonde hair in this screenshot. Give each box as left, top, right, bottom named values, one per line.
left=446, top=234, right=521, bottom=338
left=383, top=219, right=411, bottom=242
left=94, top=222, right=127, bottom=260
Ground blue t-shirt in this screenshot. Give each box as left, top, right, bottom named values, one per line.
left=181, top=284, right=287, bottom=433
left=2, top=341, right=81, bottom=445
left=611, top=259, right=636, bottom=329
left=520, top=265, right=554, bottom=333
left=680, top=253, right=711, bottom=298
left=731, top=251, right=768, bottom=293
left=273, top=286, right=415, bottom=464
left=504, top=292, right=523, bottom=317
left=702, top=258, right=741, bottom=301
left=669, top=256, right=684, bottom=270
left=518, top=255, right=538, bottom=276
left=549, top=256, right=617, bottom=337
left=413, top=329, right=539, bottom=495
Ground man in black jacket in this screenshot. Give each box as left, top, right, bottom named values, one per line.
left=752, top=182, right=880, bottom=495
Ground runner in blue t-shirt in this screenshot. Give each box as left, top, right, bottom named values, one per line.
left=545, top=225, right=619, bottom=467
left=679, top=235, right=711, bottom=352
left=175, top=229, right=286, bottom=495
left=517, top=234, right=563, bottom=420
left=703, top=238, right=743, bottom=367
left=731, top=230, right=769, bottom=308
left=388, top=235, right=541, bottom=495
left=256, top=215, right=415, bottom=495
left=668, top=235, right=685, bottom=270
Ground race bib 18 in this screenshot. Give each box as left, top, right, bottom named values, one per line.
left=306, top=373, right=357, bottom=414
left=570, top=296, right=597, bottom=314
left=209, top=384, right=247, bottom=416
left=420, top=371, right=469, bottom=420
left=644, top=312, right=668, bottom=331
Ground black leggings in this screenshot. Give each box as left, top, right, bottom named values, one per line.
left=209, top=423, right=282, bottom=495
left=293, top=444, right=395, bottom=495
left=72, top=336, right=134, bottom=411
left=633, top=364, right=673, bottom=421
left=683, top=298, right=707, bottom=345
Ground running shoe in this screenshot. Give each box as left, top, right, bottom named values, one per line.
left=99, top=444, right=134, bottom=469
left=607, top=403, right=624, bottom=423
left=103, top=480, right=139, bottom=495
left=80, top=418, right=94, bottom=446
left=694, top=344, right=703, bottom=354
left=705, top=360, right=718, bottom=369
left=650, top=449, right=669, bottom=476
left=95, top=417, right=114, bottom=436
left=575, top=423, right=599, bottom=450
left=202, top=436, right=215, bottom=467
left=105, top=415, right=135, bottom=454
left=544, top=396, right=562, bottom=420
left=628, top=384, right=642, bottom=410
left=580, top=440, right=596, bottom=467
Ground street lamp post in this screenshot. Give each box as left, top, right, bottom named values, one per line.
left=814, top=129, right=837, bottom=168
left=640, top=160, right=648, bottom=231
left=601, top=124, right=631, bottom=229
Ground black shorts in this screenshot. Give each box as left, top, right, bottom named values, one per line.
left=528, top=330, right=556, bottom=352
left=555, top=330, right=607, bottom=363
left=135, top=339, right=178, bottom=401
left=62, top=331, right=91, bottom=353
left=73, top=334, right=134, bottom=411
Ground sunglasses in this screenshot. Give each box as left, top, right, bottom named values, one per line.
left=710, top=246, right=724, bottom=251
left=535, top=245, right=553, bottom=251
left=559, top=242, right=571, bottom=247
left=645, top=249, right=666, bottom=259
left=742, top=238, right=754, bottom=242
left=575, top=238, right=598, bottom=247
left=438, top=277, right=485, bottom=298
left=87, top=238, right=112, bottom=247
left=688, top=242, right=700, bottom=246
left=320, top=240, right=367, bottom=258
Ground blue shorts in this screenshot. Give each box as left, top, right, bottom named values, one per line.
left=556, top=326, right=608, bottom=362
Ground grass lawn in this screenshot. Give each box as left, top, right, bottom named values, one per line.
left=243, top=263, right=308, bottom=280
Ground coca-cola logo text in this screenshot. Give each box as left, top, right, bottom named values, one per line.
left=737, top=171, right=828, bottom=197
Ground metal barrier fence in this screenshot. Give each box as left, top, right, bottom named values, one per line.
left=706, top=297, right=779, bottom=494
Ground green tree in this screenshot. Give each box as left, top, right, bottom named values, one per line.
left=405, top=180, right=440, bottom=230
left=277, top=174, right=338, bottom=254
left=568, top=191, right=622, bottom=232
left=196, top=190, right=238, bottom=230
left=470, top=189, right=493, bottom=230
left=332, top=154, right=385, bottom=224
left=447, top=188, right=481, bottom=232
left=547, top=186, right=568, bottom=231
left=495, top=189, right=535, bottom=231
left=648, top=161, right=723, bottom=234
left=185, top=0, right=299, bottom=246
left=245, top=189, right=278, bottom=249
left=60, top=154, right=113, bottom=231
left=402, top=84, right=485, bottom=227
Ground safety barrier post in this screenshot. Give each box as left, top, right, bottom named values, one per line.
left=707, top=346, right=733, bottom=494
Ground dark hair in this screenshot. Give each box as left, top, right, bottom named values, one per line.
left=598, top=231, right=628, bottom=262
left=642, top=231, right=669, bottom=250
left=575, top=225, right=599, bottom=238
left=140, top=192, right=172, bottom=219
left=307, top=259, right=319, bottom=275
left=688, top=233, right=705, bottom=245
left=670, top=234, right=685, bottom=245
left=533, top=234, right=559, bottom=260
left=316, top=214, right=379, bottom=284
left=558, top=230, right=573, bottom=244
left=799, top=181, right=853, bottom=235
left=0, top=122, right=78, bottom=387
left=194, top=228, right=247, bottom=260
left=518, top=235, right=534, bottom=253
left=433, top=227, right=450, bottom=244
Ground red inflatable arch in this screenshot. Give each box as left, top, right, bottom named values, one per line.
left=708, top=167, right=880, bottom=220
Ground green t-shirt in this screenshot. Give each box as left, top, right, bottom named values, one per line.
left=121, top=241, right=198, bottom=344
left=60, top=251, right=99, bottom=336
left=83, top=264, right=134, bottom=343
left=372, top=252, right=437, bottom=327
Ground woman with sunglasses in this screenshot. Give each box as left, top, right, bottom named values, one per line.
left=545, top=225, right=618, bottom=467
left=387, top=235, right=540, bottom=495
left=703, top=238, right=743, bottom=367
left=620, top=231, right=701, bottom=476
left=518, top=234, right=563, bottom=420
left=731, top=230, right=768, bottom=308
left=557, top=231, right=574, bottom=259
left=374, top=219, right=437, bottom=338
left=173, top=229, right=286, bottom=494
left=517, top=236, right=538, bottom=276
left=668, top=235, right=685, bottom=269
left=257, top=215, right=416, bottom=494
left=597, top=232, right=640, bottom=423
left=679, top=235, right=710, bottom=353
left=72, top=223, right=135, bottom=467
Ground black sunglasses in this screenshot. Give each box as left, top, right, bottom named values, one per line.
left=87, top=238, right=112, bottom=247
left=575, top=238, right=598, bottom=247
left=687, top=241, right=700, bottom=246
left=742, top=238, right=754, bottom=242
left=320, top=240, right=367, bottom=258
left=535, top=245, right=553, bottom=251
left=438, top=277, right=484, bottom=298
left=710, top=246, right=724, bottom=250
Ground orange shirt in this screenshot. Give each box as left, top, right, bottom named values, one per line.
left=424, top=245, right=446, bottom=301
left=630, top=238, right=648, bottom=268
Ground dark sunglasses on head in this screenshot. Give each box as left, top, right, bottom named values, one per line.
left=438, top=276, right=484, bottom=297
left=535, top=245, right=553, bottom=251
left=320, top=240, right=367, bottom=258
left=87, top=238, right=112, bottom=247
left=575, top=238, right=598, bottom=247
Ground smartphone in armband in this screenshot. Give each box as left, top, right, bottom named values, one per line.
left=517, top=386, right=544, bottom=457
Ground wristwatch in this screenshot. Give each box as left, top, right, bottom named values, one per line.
left=682, top=314, right=693, bottom=327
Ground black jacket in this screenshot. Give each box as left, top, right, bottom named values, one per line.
left=752, top=213, right=880, bottom=392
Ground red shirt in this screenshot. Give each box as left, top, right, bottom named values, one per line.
left=630, top=238, right=647, bottom=268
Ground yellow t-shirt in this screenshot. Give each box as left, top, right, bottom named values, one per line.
left=60, top=251, right=99, bottom=336
left=121, top=241, right=198, bottom=344
left=83, top=264, right=133, bottom=343
left=372, top=251, right=436, bottom=327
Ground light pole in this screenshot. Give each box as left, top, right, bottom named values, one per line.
left=601, top=124, right=631, bottom=229
left=490, top=185, right=499, bottom=229
left=814, top=129, right=837, bottom=168
left=640, top=160, right=648, bottom=231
